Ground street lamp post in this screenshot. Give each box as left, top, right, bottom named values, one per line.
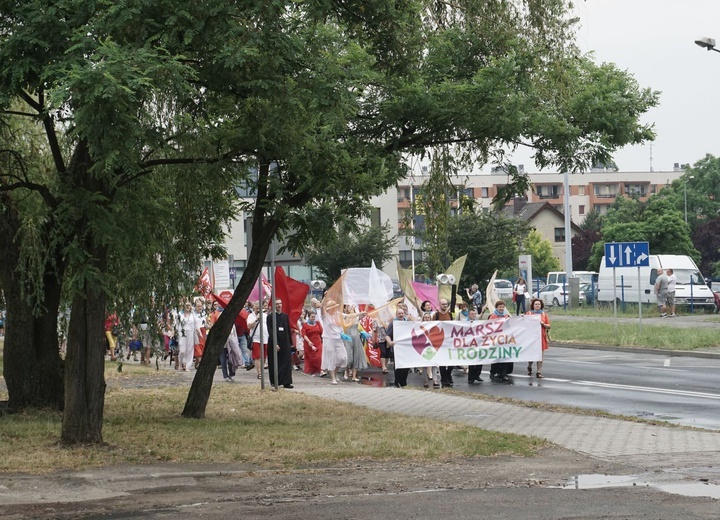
left=695, top=37, right=720, bottom=53
left=684, top=175, right=695, bottom=224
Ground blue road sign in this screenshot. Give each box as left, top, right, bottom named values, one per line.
left=604, top=242, right=650, bottom=268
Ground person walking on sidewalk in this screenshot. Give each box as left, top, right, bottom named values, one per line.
left=526, top=298, right=550, bottom=378
left=266, top=299, right=294, bottom=389
left=666, top=268, right=677, bottom=317
left=488, top=300, right=512, bottom=382
left=513, top=277, right=527, bottom=315
left=302, top=309, right=324, bottom=376
left=321, top=299, right=348, bottom=385
left=247, top=301, right=269, bottom=380
left=654, top=269, right=669, bottom=317
left=466, top=307, right=484, bottom=384
left=372, top=317, right=391, bottom=374
left=433, top=298, right=455, bottom=388
left=386, top=307, right=410, bottom=388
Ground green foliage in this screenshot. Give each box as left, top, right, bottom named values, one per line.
left=0, top=0, right=662, bottom=431
left=580, top=207, right=604, bottom=232
left=410, top=151, right=456, bottom=277
left=587, top=196, right=700, bottom=271
left=304, top=224, right=397, bottom=284
left=521, top=229, right=561, bottom=278
left=446, top=212, right=529, bottom=287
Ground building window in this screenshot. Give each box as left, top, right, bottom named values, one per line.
left=593, top=184, right=618, bottom=198
left=536, top=184, right=561, bottom=199
left=578, top=186, right=585, bottom=196
left=370, top=207, right=381, bottom=228
left=624, top=184, right=647, bottom=197
left=579, top=205, right=585, bottom=216
left=554, top=227, right=565, bottom=242
left=481, top=187, right=489, bottom=198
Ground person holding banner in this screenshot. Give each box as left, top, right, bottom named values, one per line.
left=433, top=298, right=455, bottom=388
left=341, top=305, right=369, bottom=382
left=466, top=307, right=484, bottom=384
left=488, top=300, right=512, bottom=382
left=386, top=307, right=410, bottom=388
left=526, top=298, right=550, bottom=378
left=421, top=312, right=440, bottom=388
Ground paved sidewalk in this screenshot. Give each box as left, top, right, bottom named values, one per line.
left=292, top=375, right=720, bottom=463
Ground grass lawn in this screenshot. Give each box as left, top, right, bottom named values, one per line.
left=0, top=365, right=545, bottom=474
left=552, top=320, right=720, bottom=349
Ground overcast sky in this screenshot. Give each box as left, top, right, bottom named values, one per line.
left=508, top=0, right=720, bottom=173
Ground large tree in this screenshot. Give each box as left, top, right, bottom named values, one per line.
left=521, top=229, right=561, bottom=279
left=571, top=208, right=603, bottom=272
left=588, top=196, right=700, bottom=271
left=446, top=212, right=529, bottom=288
left=1, top=0, right=659, bottom=438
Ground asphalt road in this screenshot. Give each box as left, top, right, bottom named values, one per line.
left=445, top=346, right=720, bottom=430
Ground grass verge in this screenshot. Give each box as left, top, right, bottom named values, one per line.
left=0, top=383, right=545, bottom=474
left=552, top=321, right=720, bottom=350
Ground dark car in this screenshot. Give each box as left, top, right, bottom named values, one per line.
left=392, top=280, right=404, bottom=299
left=579, top=283, right=596, bottom=305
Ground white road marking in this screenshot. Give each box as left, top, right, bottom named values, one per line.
left=555, top=359, right=687, bottom=372
left=664, top=358, right=671, bottom=367
left=570, top=381, right=720, bottom=401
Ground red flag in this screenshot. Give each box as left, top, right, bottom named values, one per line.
left=274, top=266, right=310, bottom=329
left=195, top=267, right=213, bottom=298
left=211, top=291, right=249, bottom=333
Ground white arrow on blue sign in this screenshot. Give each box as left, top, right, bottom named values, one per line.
left=604, top=242, right=650, bottom=268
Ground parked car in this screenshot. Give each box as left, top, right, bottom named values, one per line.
left=392, top=280, right=404, bottom=300
left=493, top=279, right=514, bottom=301
left=533, top=284, right=586, bottom=307
left=579, top=283, right=596, bottom=306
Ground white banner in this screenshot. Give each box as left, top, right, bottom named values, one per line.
left=393, top=315, right=543, bottom=368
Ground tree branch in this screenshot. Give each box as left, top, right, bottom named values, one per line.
left=1, top=110, right=39, bottom=118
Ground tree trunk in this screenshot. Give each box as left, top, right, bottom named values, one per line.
left=182, top=194, right=280, bottom=418
left=60, top=142, right=108, bottom=444
left=0, top=205, right=64, bottom=412
left=60, top=274, right=107, bottom=444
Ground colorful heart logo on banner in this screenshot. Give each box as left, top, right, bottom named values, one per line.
left=425, top=325, right=444, bottom=349
left=411, top=329, right=430, bottom=356
left=411, top=325, right=445, bottom=361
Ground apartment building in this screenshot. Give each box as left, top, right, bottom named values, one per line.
left=214, top=165, right=686, bottom=285
left=394, top=165, right=686, bottom=272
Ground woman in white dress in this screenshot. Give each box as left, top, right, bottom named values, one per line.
left=176, top=301, right=200, bottom=371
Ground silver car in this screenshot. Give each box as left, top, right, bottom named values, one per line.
left=534, top=284, right=586, bottom=307
left=493, top=279, right=514, bottom=301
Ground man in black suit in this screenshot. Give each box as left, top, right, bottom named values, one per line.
left=266, top=299, right=294, bottom=388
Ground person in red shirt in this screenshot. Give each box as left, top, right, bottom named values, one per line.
left=104, top=312, right=120, bottom=361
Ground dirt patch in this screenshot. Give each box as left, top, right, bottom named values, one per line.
left=0, top=447, right=636, bottom=519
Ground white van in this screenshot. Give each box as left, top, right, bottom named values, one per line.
left=597, top=254, right=714, bottom=309
left=546, top=271, right=598, bottom=286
